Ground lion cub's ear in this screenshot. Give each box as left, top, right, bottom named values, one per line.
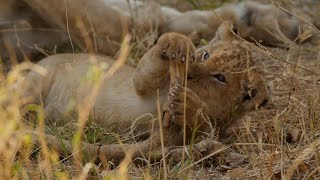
left=209, top=21, right=238, bottom=45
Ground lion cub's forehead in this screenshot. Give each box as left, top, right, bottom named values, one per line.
left=203, top=41, right=263, bottom=72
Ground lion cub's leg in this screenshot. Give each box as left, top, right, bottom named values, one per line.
left=164, top=84, right=210, bottom=136
left=133, top=33, right=195, bottom=96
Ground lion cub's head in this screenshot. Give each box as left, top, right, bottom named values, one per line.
left=188, top=21, right=269, bottom=132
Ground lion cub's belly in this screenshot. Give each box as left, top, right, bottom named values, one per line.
left=40, top=54, right=164, bottom=129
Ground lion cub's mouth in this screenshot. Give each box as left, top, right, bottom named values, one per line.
left=258, top=99, right=269, bottom=108
left=187, top=75, right=193, bottom=80
left=187, top=73, right=195, bottom=80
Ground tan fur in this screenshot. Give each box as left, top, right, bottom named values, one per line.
left=0, top=0, right=69, bottom=69
left=11, top=0, right=307, bottom=60
left=164, top=1, right=305, bottom=46
left=21, top=22, right=269, bottom=135
left=22, top=0, right=166, bottom=56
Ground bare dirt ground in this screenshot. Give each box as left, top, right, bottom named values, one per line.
left=0, top=0, right=320, bottom=179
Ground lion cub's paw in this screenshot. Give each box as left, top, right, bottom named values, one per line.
left=157, top=33, right=196, bottom=63
left=166, top=84, right=208, bottom=130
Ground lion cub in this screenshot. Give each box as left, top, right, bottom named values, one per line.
left=20, top=22, right=269, bottom=135
left=165, top=1, right=306, bottom=47
left=18, top=0, right=309, bottom=59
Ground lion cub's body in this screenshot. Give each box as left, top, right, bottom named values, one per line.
left=14, top=0, right=308, bottom=60
left=24, top=54, right=164, bottom=128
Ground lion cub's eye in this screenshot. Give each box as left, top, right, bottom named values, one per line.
left=212, top=74, right=226, bottom=83
left=202, top=50, right=210, bottom=61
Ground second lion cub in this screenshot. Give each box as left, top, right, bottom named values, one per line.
left=20, top=22, right=269, bottom=137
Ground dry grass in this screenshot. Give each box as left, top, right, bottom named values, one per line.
left=0, top=0, right=320, bottom=179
